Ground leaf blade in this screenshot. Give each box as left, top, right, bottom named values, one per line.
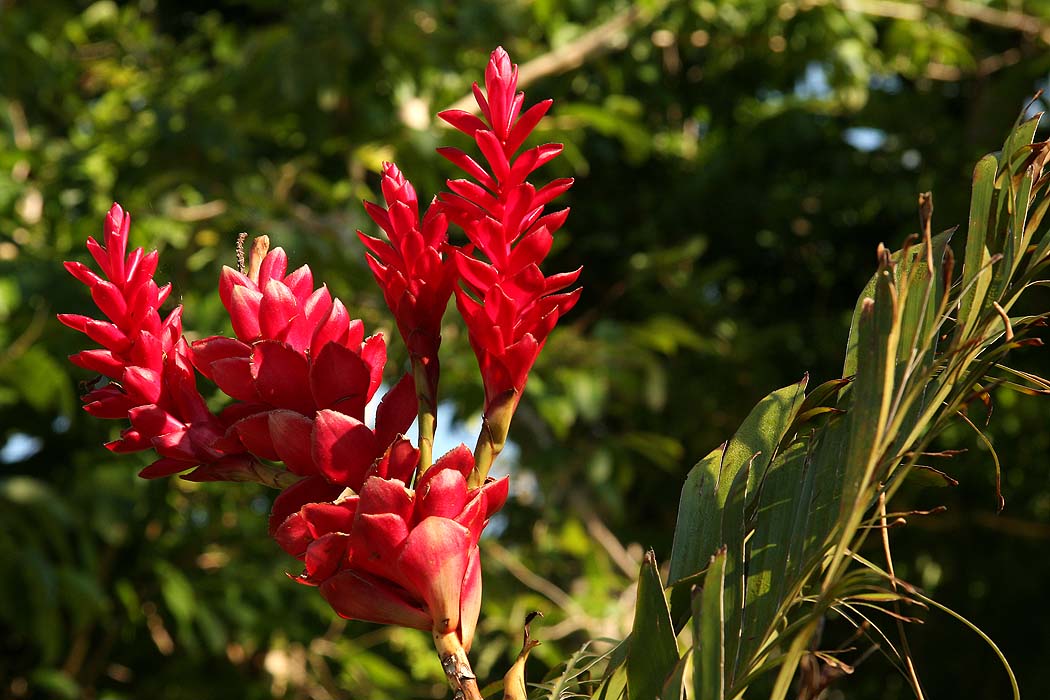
left=627, top=551, right=679, bottom=700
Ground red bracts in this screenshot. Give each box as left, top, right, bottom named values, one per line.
left=272, top=440, right=508, bottom=652
left=437, top=48, right=581, bottom=415
left=59, top=203, right=256, bottom=482
left=62, top=207, right=416, bottom=487
left=360, top=163, right=458, bottom=369
left=190, top=244, right=417, bottom=489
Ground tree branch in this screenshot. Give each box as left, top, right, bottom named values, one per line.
left=442, top=4, right=653, bottom=116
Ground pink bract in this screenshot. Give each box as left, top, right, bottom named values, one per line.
left=272, top=441, right=508, bottom=652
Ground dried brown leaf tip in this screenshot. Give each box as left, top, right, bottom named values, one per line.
left=503, top=611, right=543, bottom=700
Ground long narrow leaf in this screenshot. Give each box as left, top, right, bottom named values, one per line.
left=669, top=444, right=726, bottom=584
left=669, top=378, right=807, bottom=583
left=627, top=551, right=678, bottom=700
left=692, top=548, right=727, bottom=700
left=958, top=154, right=998, bottom=337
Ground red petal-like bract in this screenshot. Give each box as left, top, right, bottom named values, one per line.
left=437, top=47, right=581, bottom=413
left=272, top=441, right=509, bottom=652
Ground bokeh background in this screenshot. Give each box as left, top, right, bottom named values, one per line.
left=2, top=1, right=1050, bottom=698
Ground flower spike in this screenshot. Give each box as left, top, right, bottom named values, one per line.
left=193, top=236, right=418, bottom=494
left=60, top=203, right=288, bottom=486
left=437, top=47, right=581, bottom=484
left=272, top=442, right=509, bottom=653
left=359, top=163, right=460, bottom=469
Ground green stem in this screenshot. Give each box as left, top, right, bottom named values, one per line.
left=412, top=356, right=437, bottom=477
left=470, top=419, right=499, bottom=489
left=469, top=390, right=517, bottom=489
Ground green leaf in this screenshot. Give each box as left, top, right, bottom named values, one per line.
left=841, top=266, right=898, bottom=518
left=1000, top=113, right=1040, bottom=176
left=845, top=230, right=953, bottom=378
left=723, top=376, right=808, bottom=498
left=669, top=378, right=808, bottom=584
left=796, top=377, right=849, bottom=417
left=957, top=119, right=1037, bottom=335
left=988, top=164, right=1034, bottom=305
left=669, top=444, right=725, bottom=584
left=738, top=441, right=810, bottom=673
left=1013, top=166, right=1036, bottom=256
left=1024, top=195, right=1050, bottom=271
left=793, top=414, right=848, bottom=576
left=719, top=462, right=749, bottom=685
left=885, top=228, right=955, bottom=458
left=627, top=551, right=679, bottom=700
left=895, top=229, right=954, bottom=368
left=692, top=548, right=727, bottom=700
left=660, top=652, right=691, bottom=700
left=594, top=665, right=628, bottom=700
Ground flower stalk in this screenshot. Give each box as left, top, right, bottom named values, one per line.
left=434, top=630, right=485, bottom=700
left=413, top=355, right=438, bottom=475
left=470, top=389, right=516, bottom=488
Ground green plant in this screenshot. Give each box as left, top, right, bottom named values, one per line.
left=588, top=108, right=1050, bottom=700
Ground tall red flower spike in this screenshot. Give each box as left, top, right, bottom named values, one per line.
left=62, top=209, right=417, bottom=489
left=59, top=203, right=279, bottom=484
left=437, top=47, right=581, bottom=483
left=360, top=163, right=457, bottom=367
left=272, top=440, right=509, bottom=654
left=359, top=163, right=459, bottom=468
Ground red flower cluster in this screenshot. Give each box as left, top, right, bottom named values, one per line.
left=191, top=241, right=417, bottom=499
left=62, top=47, right=577, bottom=673
left=360, top=163, right=457, bottom=373
left=59, top=204, right=260, bottom=483
left=273, top=439, right=507, bottom=651
left=436, top=48, right=581, bottom=477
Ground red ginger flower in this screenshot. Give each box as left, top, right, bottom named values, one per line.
left=437, top=48, right=581, bottom=479
left=62, top=207, right=415, bottom=488
left=272, top=440, right=508, bottom=652
left=190, top=241, right=418, bottom=494
left=360, top=163, right=458, bottom=367
left=59, top=203, right=262, bottom=482
left=359, top=164, right=458, bottom=469
left=438, top=49, right=580, bottom=404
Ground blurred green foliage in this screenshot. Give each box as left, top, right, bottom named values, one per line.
left=2, top=1, right=1050, bottom=698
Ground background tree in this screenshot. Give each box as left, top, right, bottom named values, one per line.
left=2, top=1, right=1049, bottom=698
